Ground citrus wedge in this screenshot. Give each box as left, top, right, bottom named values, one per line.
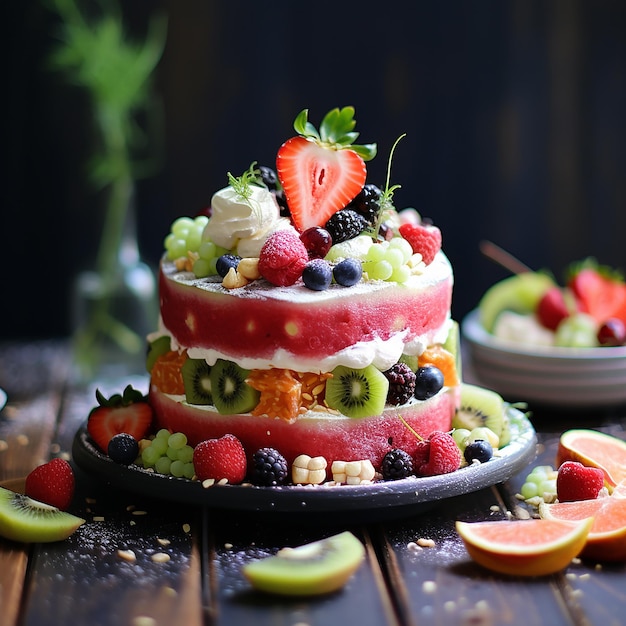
left=539, top=490, right=626, bottom=562
left=456, top=518, right=593, bottom=577
left=557, top=429, right=626, bottom=490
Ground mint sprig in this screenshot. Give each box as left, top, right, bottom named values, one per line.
left=292, top=107, right=377, bottom=161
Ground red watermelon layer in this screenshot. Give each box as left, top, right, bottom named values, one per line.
left=149, top=385, right=458, bottom=475
left=159, top=252, right=453, bottom=363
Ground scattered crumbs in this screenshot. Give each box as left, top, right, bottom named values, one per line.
left=417, top=538, right=436, bottom=548
left=182, top=523, right=191, bottom=533
left=130, top=521, right=136, bottom=526
left=572, top=557, right=582, bottom=565
left=444, top=600, right=456, bottom=612
left=571, top=589, right=583, bottom=599
left=132, top=510, right=148, bottom=516
left=157, top=538, right=171, bottom=547
left=16, top=434, right=29, bottom=446
left=407, top=541, right=422, bottom=553
left=151, top=552, right=171, bottom=563
left=132, top=617, right=156, bottom=626
left=505, top=510, right=514, bottom=519
left=566, top=573, right=577, bottom=581
left=489, top=505, right=500, bottom=513
left=422, top=580, right=437, bottom=594
left=0, top=440, right=8, bottom=452
left=50, top=443, right=61, bottom=454
left=514, top=493, right=525, bottom=500
left=59, top=451, right=71, bottom=461
left=595, top=563, right=603, bottom=571
left=579, top=573, right=590, bottom=581
left=93, top=516, right=105, bottom=522
left=514, top=506, right=531, bottom=520
left=161, top=586, right=177, bottom=598
left=117, top=549, right=137, bottom=562
left=85, top=497, right=97, bottom=504
left=202, top=478, right=215, bottom=488
left=126, top=504, right=136, bottom=512
left=224, top=543, right=233, bottom=549
left=217, top=478, right=228, bottom=486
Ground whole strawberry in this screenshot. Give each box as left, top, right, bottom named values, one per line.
left=398, top=222, right=442, bottom=265
left=87, top=385, right=153, bottom=453
left=414, top=431, right=461, bottom=477
left=193, top=434, right=247, bottom=484
left=556, top=460, right=605, bottom=502
left=25, top=458, right=75, bottom=511
left=536, top=286, right=570, bottom=331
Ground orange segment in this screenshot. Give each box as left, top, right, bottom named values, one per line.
left=418, top=345, right=459, bottom=387
left=539, top=492, right=626, bottom=562
left=294, top=371, right=333, bottom=410
left=456, top=518, right=593, bottom=577
left=247, top=369, right=302, bottom=423
left=151, top=350, right=187, bottom=395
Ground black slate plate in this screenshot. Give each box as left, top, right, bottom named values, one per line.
left=72, top=407, right=536, bottom=521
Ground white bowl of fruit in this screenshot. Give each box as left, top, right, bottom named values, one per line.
left=462, top=258, right=626, bottom=408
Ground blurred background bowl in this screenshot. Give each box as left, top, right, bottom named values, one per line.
left=461, top=309, right=626, bottom=408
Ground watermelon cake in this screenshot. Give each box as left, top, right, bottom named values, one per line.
left=144, top=107, right=461, bottom=479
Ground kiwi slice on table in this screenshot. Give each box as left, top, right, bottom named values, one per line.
left=242, top=531, right=365, bottom=596
left=452, top=383, right=505, bottom=442
left=146, top=335, right=171, bottom=373
left=181, top=358, right=213, bottom=405
left=325, top=365, right=389, bottom=419
left=0, top=487, right=85, bottom=543
left=210, top=359, right=260, bottom=414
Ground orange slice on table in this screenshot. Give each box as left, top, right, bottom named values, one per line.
left=455, top=517, right=593, bottom=577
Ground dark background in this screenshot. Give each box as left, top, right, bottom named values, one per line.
left=4, top=0, right=626, bottom=340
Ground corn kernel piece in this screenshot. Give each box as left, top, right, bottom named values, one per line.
left=238, top=257, right=261, bottom=280
left=222, top=267, right=248, bottom=289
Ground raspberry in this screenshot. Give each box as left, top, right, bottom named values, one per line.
left=346, top=183, right=382, bottom=226
left=398, top=222, right=442, bottom=265
left=258, top=230, right=309, bottom=286
left=249, top=447, right=289, bottom=486
left=414, top=431, right=462, bottom=477
left=381, top=449, right=413, bottom=480
left=324, top=209, right=367, bottom=244
left=556, top=461, right=605, bottom=502
left=383, top=363, right=416, bottom=405
left=192, top=434, right=247, bottom=484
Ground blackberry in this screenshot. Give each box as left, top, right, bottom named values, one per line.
left=346, top=183, right=383, bottom=226
left=255, top=165, right=279, bottom=190
left=324, top=209, right=367, bottom=244
left=381, top=449, right=413, bottom=480
left=383, top=362, right=416, bottom=406
left=249, top=447, right=289, bottom=486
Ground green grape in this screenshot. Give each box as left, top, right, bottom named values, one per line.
left=365, top=260, right=393, bottom=280
left=171, top=217, right=195, bottom=237
left=389, top=237, right=413, bottom=263
left=155, top=456, right=172, bottom=475
left=390, top=264, right=411, bottom=283
left=170, top=460, right=185, bottom=478
left=452, top=428, right=471, bottom=451
left=167, top=239, right=188, bottom=260
left=177, top=445, right=194, bottom=464
left=384, top=247, right=405, bottom=270
left=151, top=437, right=168, bottom=456
left=193, top=258, right=212, bottom=278
left=520, top=481, right=539, bottom=499
left=198, top=241, right=217, bottom=261
left=539, top=478, right=557, bottom=496
left=168, top=432, right=188, bottom=450
left=183, top=462, right=196, bottom=479
left=186, top=225, right=203, bottom=252
left=141, top=445, right=161, bottom=467
left=194, top=215, right=209, bottom=229
left=366, top=243, right=387, bottom=263
left=166, top=446, right=179, bottom=461
left=156, top=428, right=171, bottom=440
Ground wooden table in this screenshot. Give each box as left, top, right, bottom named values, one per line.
left=1, top=340, right=626, bottom=626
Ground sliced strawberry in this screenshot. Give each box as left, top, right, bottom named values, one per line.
left=87, top=385, right=153, bottom=452
left=276, top=107, right=376, bottom=233
left=568, top=264, right=626, bottom=324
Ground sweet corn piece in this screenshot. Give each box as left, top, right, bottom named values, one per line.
left=292, top=454, right=327, bottom=485
left=331, top=459, right=375, bottom=485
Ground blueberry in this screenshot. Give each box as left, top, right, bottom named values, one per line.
left=108, top=433, right=140, bottom=465
left=302, top=259, right=333, bottom=291
left=216, top=254, right=241, bottom=278
left=414, top=365, right=444, bottom=400
left=333, top=258, right=363, bottom=287
left=464, top=439, right=493, bottom=464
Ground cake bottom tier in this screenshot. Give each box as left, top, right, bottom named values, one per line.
left=149, top=386, right=459, bottom=475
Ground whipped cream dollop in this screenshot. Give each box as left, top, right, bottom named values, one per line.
left=204, top=185, right=296, bottom=258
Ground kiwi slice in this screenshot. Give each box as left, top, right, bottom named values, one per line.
left=210, top=359, right=260, bottom=414
left=0, top=487, right=85, bottom=543
left=452, top=383, right=505, bottom=440
left=146, top=335, right=171, bottom=373
left=398, top=353, right=418, bottom=372
left=181, top=358, right=213, bottom=405
left=242, top=531, right=365, bottom=596
left=325, top=365, right=389, bottom=419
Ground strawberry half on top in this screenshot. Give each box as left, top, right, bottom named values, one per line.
left=276, top=107, right=377, bottom=232
left=87, top=385, right=153, bottom=453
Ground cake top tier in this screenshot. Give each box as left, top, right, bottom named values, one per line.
left=162, top=106, right=445, bottom=293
